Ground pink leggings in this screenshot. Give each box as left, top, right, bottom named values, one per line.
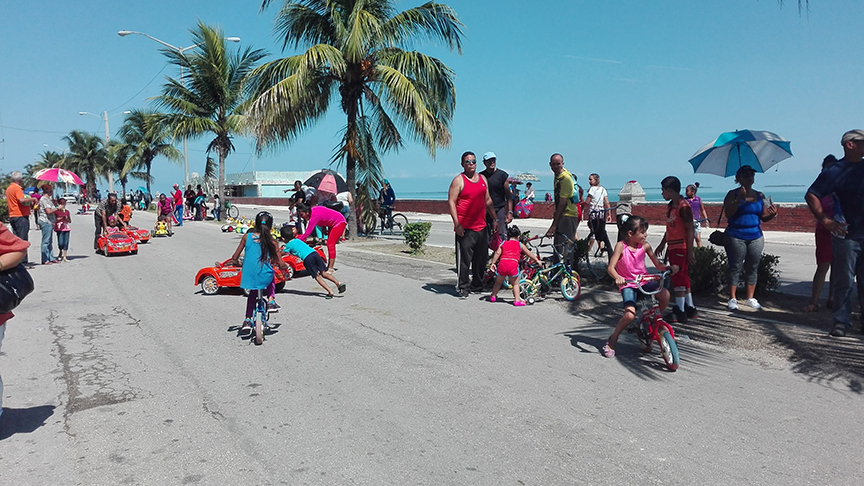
left=325, top=222, right=346, bottom=266
left=245, top=280, right=275, bottom=318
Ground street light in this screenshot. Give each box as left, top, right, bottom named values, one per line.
left=79, top=110, right=131, bottom=192
left=118, top=30, right=241, bottom=187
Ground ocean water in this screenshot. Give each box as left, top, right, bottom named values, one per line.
left=398, top=186, right=809, bottom=203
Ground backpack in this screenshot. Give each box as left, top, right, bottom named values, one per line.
left=569, top=174, right=584, bottom=218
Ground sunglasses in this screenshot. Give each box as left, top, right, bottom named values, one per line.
left=463, top=160, right=477, bottom=164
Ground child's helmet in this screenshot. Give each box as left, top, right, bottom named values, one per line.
left=255, top=211, right=273, bottom=231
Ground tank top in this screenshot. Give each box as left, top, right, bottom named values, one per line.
left=499, top=239, right=521, bottom=262
left=687, top=195, right=702, bottom=220
left=456, top=174, right=488, bottom=232
left=616, top=243, right=647, bottom=290
left=665, top=198, right=692, bottom=250
left=727, top=194, right=764, bottom=241
left=240, top=232, right=274, bottom=290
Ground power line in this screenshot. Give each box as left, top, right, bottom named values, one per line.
left=108, top=64, right=168, bottom=113
left=0, top=125, right=69, bottom=134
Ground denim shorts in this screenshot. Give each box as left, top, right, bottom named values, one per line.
left=621, top=287, right=642, bottom=309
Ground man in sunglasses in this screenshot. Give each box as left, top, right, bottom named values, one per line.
left=448, top=151, right=498, bottom=299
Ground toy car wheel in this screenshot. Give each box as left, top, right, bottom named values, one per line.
left=242, top=288, right=250, bottom=297
left=201, top=275, right=220, bottom=295
left=150, top=230, right=155, bottom=237
left=131, top=249, right=138, bottom=255
left=283, top=265, right=294, bottom=280
left=275, top=281, right=286, bottom=293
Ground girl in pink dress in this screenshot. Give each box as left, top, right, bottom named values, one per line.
left=603, top=216, right=675, bottom=358
left=488, top=225, right=542, bottom=306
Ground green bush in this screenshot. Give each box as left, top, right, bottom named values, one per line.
left=0, top=198, right=8, bottom=223
left=403, top=221, right=432, bottom=254
left=689, top=246, right=781, bottom=296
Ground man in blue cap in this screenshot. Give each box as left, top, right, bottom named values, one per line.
left=480, top=152, right=512, bottom=242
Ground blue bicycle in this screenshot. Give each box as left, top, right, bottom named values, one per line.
left=241, top=289, right=269, bottom=345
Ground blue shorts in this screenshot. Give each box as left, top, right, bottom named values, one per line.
left=303, top=252, right=327, bottom=277
left=621, top=280, right=660, bottom=309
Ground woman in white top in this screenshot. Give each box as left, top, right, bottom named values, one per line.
left=584, top=173, right=613, bottom=258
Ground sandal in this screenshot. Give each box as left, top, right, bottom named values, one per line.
left=325, top=294, right=333, bottom=299
left=240, top=319, right=253, bottom=333
left=601, top=342, right=616, bottom=358
left=338, top=283, right=346, bottom=294
left=803, top=303, right=819, bottom=313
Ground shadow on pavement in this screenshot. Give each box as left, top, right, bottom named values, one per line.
left=422, top=282, right=458, bottom=296
left=0, top=405, right=55, bottom=440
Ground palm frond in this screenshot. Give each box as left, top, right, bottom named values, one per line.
left=382, top=2, right=464, bottom=53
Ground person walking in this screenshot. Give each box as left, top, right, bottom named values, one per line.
left=584, top=173, right=613, bottom=258
left=54, top=198, right=72, bottom=262
left=480, top=152, right=512, bottom=242
left=4, top=171, right=35, bottom=267
left=93, top=193, right=124, bottom=250
left=37, top=184, right=59, bottom=265
left=545, top=153, right=580, bottom=263
left=447, top=151, right=497, bottom=298
left=686, top=183, right=709, bottom=247
left=172, top=184, right=184, bottom=227
left=806, top=130, right=864, bottom=337
left=723, top=165, right=777, bottom=311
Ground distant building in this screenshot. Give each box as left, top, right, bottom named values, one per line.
left=226, top=170, right=342, bottom=197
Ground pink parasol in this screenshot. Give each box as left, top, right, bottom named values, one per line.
left=34, top=167, right=84, bottom=186
left=317, top=173, right=338, bottom=194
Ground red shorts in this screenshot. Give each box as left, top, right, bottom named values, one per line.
left=815, top=227, right=833, bottom=264
left=668, top=249, right=690, bottom=291
left=496, top=259, right=519, bottom=277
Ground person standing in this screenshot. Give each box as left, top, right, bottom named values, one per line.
left=295, top=203, right=347, bottom=274
left=94, top=193, right=124, bottom=250
left=194, top=185, right=205, bottom=221
left=0, top=223, right=30, bottom=420
left=584, top=173, right=613, bottom=257
left=54, top=198, right=72, bottom=262
left=806, top=130, right=864, bottom=337
left=655, top=176, right=696, bottom=322
left=723, top=165, right=777, bottom=311
left=524, top=182, right=535, bottom=202
left=37, top=184, right=59, bottom=265
left=545, top=153, right=580, bottom=263
left=172, top=184, right=184, bottom=227
left=479, top=152, right=512, bottom=241
left=4, top=171, right=35, bottom=266
left=448, top=151, right=497, bottom=299
left=685, top=183, right=709, bottom=247
left=804, top=155, right=839, bottom=313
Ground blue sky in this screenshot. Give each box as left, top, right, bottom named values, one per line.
left=1, top=0, right=861, bottom=199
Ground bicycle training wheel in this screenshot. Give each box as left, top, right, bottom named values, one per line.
left=227, top=205, right=239, bottom=219
left=659, top=327, right=680, bottom=371
left=519, top=279, right=537, bottom=303
left=391, top=213, right=408, bottom=234
left=560, top=275, right=581, bottom=301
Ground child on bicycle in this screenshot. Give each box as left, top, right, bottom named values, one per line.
left=230, top=212, right=289, bottom=332
left=603, top=215, right=676, bottom=358
left=281, top=224, right=346, bottom=299
left=488, top=225, right=542, bottom=306
left=655, top=176, right=696, bottom=323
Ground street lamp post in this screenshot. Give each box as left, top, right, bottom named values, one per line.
left=118, top=30, right=240, bottom=188
left=79, top=110, right=131, bottom=193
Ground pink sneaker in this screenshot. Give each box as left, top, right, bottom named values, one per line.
left=514, top=301, right=526, bottom=307
left=489, top=296, right=497, bottom=303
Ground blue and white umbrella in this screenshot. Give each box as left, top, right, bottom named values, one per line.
left=688, top=130, right=793, bottom=177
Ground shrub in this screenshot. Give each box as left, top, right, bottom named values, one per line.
left=689, top=246, right=781, bottom=296
left=403, top=221, right=432, bottom=254
left=0, top=198, right=8, bottom=223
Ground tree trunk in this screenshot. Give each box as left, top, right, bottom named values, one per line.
left=346, top=154, right=357, bottom=240
left=218, top=148, right=226, bottom=221
left=146, top=161, right=152, bottom=194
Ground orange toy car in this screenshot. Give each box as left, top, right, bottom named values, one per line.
left=98, top=232, right=138, bottom=256
left=195, top=259, right=287, bottom=295
left=280, top=245, right=327, bottom=279
left=122, top=225, right=151, bottom=243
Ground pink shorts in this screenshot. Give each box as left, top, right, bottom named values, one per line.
left=668, top=249, right=690, bottom=291
left=815, top=227, right=833, bottom=264
left=497, top=259, right=519, bottom=277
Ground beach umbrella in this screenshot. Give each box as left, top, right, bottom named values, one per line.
left=689, top=130, right=792, bottom=177
left=515, top=172, right=540, bottom=182
left=304, top=169, right=348, bottom=193
left=33, top=167, right=85, bottom=186
left=318, top=174, right=338, bottom=194
left=507, top=177, right=524, bottom=185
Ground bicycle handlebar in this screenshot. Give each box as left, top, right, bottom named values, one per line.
left=624, top=270, right=671, bottom=296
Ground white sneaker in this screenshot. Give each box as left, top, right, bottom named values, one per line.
left=728, top=299, right=739, bottom=310
left=744, top=298, right=762, bottom=310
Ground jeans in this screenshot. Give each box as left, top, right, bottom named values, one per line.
left=725, top=235, right=764, bottom=287
left=38, top=220, right=54, bottom=263
left=174, top=204, right=184, bottom=226
left=9, top=216, right=29, bottom=264
left=0, top=324, right=5, bottom=418
left=56, top=231, right=70, bottom=250
left=830, top=236, right=864, bottom=329
left=455, top=228, right=489, bottom=292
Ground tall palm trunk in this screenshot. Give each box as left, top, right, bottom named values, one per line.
left=218, top=148, right=227, bottom=215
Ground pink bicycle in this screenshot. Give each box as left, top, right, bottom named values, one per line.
left=626, top=271, right=680, bottom=371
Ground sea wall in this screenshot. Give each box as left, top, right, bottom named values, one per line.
left=230, top=197, right=817, bottom=232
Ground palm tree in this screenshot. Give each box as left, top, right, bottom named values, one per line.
left=23, top=150, right=65, bottom=187
left=154, top=22, right=266, bottom=205
left=250, top=0, right=463, bottom=237
left=117, top=110, right=182, bottom=194
left=62, top=130, right=106, bottom=198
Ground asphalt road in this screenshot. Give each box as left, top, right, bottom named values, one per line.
left=1, top=207, right=861, bottom=485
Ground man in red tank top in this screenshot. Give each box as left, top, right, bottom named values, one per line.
left=448, top=151, right=498, bottom=298
left=655, top=176, right=696, bottom=323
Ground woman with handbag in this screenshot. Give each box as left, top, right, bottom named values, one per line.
left=722, top=165, right=777, bottom=311
left=0, top=222, right=32, bottom=420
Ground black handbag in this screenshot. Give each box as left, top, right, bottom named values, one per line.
left=708, top=205, right=730, bottom=246
left=0, top=264, right=35, bottom=314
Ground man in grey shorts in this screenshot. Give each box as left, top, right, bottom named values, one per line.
left=546, top=153, right=580, bottom=263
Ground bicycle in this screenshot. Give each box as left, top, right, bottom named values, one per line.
left=519, top=235, right=581, bottom=304
left=378, top=205, right=408, bottom=235
left=624, top=271, right=680, bottom=371
left=242, top=288, right=270, bottom=345
left=225, top=200, right=239, bottom=220
left=579, top=205, right=618, bottom=279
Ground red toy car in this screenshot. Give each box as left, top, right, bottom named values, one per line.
left=98, top=232, right=138, bottom=256
left=195, top=259, right=287, bottom=295
left=122, top=225, right=151, bottom=243
left=280, top=245, right=327, bottom=279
